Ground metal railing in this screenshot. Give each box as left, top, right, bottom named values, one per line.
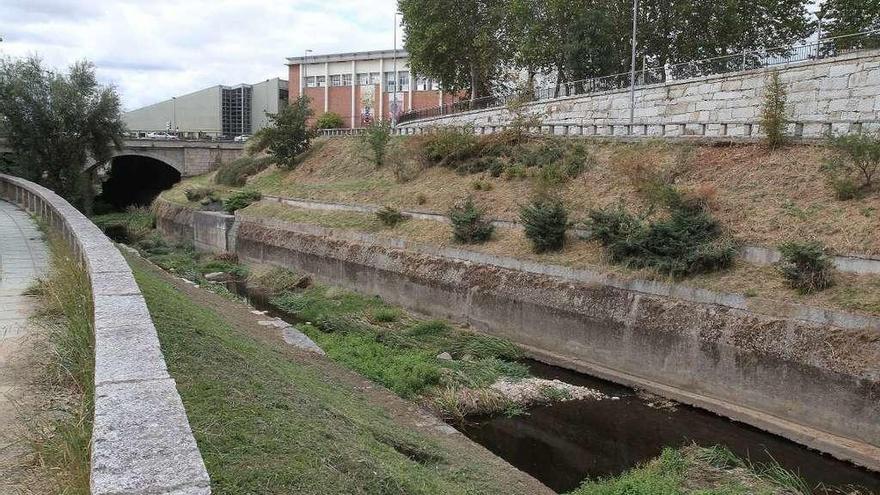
left=398, top=29, right=880, bottom=125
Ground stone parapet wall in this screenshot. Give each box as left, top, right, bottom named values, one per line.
left=399, top=50, right=880, bottom=138
left=0, top=175, right=210, bottom=495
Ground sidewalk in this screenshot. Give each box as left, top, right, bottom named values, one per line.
left=0, top=199, right=49, bottom=493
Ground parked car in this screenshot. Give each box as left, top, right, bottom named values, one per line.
left=146, top=132, right=179, bottom=140
left=233, top=134, right=250, bottom=142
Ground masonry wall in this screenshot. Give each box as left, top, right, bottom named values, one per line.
left=400, top=50, right=880, bottom=138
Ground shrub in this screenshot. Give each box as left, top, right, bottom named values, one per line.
left=448, top=197, right=494, bottom=244
left=828, top=175, right=860, bottom=200
left=214, top=155, right=275, bottom=187
left=223, top=190, right=262, bottom=213
left=376, top=205, right=407, bottom=227
left=825, top=131, right=880, bottom=192
left=249, top=96, right=314, bottom=169
left=415, top=192, right=427, bottom=205
left=761, top=71, right=788, bottom=149
left=777, top=241, right=835, bottom=294
left=520, top=197, right=568, bottom=253
left=184, top=186, right=217, bottom=203
left=471, top=179, right=492, bottom=191
left=504, top=163, right=528, bottom=179
left=371, top=307, right=400, bottom=323
left=422, top=127, right=479, bottom=168
left=362, top=120, right=392, bottom=166
left=588, top=199, right=735, bottom=277
left=315, top=111, right=345, bottom=130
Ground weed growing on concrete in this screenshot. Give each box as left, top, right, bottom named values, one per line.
left=777, top=240, right=835, bottom=294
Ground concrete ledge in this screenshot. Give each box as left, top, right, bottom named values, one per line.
left=0, top=174, right=210, bottom=494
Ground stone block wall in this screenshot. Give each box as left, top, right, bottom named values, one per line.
left=400, top=50, right=880, bottom=138
left=0, top=175, right=210, bottom=494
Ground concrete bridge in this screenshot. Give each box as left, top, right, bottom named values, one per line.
left=0, top=138, right=245, bottom=177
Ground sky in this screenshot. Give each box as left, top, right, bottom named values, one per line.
left=0, top=0, right=400, bottom=111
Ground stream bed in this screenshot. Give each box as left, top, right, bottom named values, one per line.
left=228, top=280, right=880, bottom=494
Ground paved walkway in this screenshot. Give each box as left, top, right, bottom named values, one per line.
left=0, top=199, right=49, bottom=492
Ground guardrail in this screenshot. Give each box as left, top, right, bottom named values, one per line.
left=0, top=175, right=210, bottom=495
left=319, top=128, right=367, bottom=137
left=398, top=29, right=880, bottom=124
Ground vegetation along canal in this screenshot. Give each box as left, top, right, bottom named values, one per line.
left=227, top=280, right=880, bottom=494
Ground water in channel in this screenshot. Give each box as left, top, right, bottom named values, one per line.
left=229, top=281, right=880, bottom=494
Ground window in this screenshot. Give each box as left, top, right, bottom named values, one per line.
left=315, top=75, right=326, bottom=87
left=342, top=73, right=353, bottom=86
left=370, top=72, right=380, bottom=84
left=431, top=79, right=440, bottom=90
left=384, top=72, right=396, bottom=92
left=416, top=77, right=431, bottom=91
left=357, top=73, right=370, bottom=85
left=305, top=76, right=316, bottom=88
left=398, top=72, right=410, bottom=91
left=330, top=74, right=342, bottom=87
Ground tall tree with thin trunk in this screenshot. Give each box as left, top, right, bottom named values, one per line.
left=0, top=57, right=125, bottom=212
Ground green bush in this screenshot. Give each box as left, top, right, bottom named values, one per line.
left=825, top=131, right=880, bottom=192
left=315, top=111, right=345, bottom=130
left=761, top=71, right=787, bottom=149
left=828, top=175, right=860, bottom=200
left=520, top=197, right=568, bottom=253
left=214, top=155, right=275, bottom=187
left=362, top=120, right=392, bottom=166
left=249, top=96, right=314, bottom=169
left=588, top=200, right=735, bottom=277
left=422, top=127, right=479, bottom=168
left=223, top=190, right=262, bottom=213
left=184, top=186, right=217, bottom=203
left=449, top=197, right=494, bottom=244
left=375, top=205, right=407, bottom=227
left=777, top=241, right=835, bottom=294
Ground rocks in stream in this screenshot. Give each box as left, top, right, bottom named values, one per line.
left=436, top=352, right=453, bottom=361
left=491, top=378, right=607, bottom=406
left=257, top=318, right=325, bottom=355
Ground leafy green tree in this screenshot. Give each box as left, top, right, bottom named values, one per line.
left=820, top=0, right=880, bottom=49
left=250, top=96, right=314, bottom=169
left=361, top=120, right=393, bottom=166
left=399, top=0, right=507, bottom=99
left=0, top=56, right=125, bottom=211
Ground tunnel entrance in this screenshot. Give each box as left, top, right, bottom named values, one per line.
left=96, top=155, right=181, bottom=211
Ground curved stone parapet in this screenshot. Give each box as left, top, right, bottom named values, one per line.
left=0, top=174, right=210, bottom=494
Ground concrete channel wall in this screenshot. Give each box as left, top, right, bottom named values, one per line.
left=154, top=200, right=880, bottom=471
left=0, top=176, right=210, bottom=494
left=398, top=49, right=880, bottom=139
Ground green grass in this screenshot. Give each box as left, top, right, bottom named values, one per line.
left=267, top=279, right=529, bottom=403
left=91, top=206, right=155, bottom=242
left=28, top=229, right=95, bottom=494
left=129, top=257, right=534, bottom=494
left=568, top=445, right=810, bottom=495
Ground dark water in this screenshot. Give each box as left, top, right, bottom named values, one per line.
left=458, top=361, right=880, bottom=493
left=228, top=281, right=880, bottom=494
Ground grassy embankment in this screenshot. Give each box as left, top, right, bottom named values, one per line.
left=126, top=252, right=550, bottom=494
left=160, top=136, right=880, bottom=317
left=25, top=229, right=94, bottom=493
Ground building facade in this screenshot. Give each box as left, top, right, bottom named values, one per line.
left=286, top=50, right=457, bottom=128
left=124, top=78, right=289, bottom=138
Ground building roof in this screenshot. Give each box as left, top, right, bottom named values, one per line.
left=286, top=49, right=409, bottom=65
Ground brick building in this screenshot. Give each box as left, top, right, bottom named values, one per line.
left=286, top=50, right=458, bottom=128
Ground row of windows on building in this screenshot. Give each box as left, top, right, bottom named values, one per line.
left=304, top=72, right=441, bottom=92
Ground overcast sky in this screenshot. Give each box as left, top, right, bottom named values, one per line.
left=0, top=0, right=400, bottom=110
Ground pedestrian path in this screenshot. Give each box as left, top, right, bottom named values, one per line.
left=0, top=199, right=49, bottom=491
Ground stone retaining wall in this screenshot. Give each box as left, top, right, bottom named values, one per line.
left=0, top=175, right=210, bottom=494
left=399, top=49, right=880, bottom=138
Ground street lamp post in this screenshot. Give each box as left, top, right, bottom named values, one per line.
left=629, top=0, right=638, bottom=125
left=302, top=49, right=312, bottom=96
left=392, top=12, right=402, bottom=126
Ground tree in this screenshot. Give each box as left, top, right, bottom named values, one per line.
left=761, top=71, right=788, bottom=149
left=250, top=96, right=314, bottom=169
left=0, top=56, right=125, bottom=211
left=820, top=0, right=880, bottom=50
left=399, top=0, right=508, bottom=100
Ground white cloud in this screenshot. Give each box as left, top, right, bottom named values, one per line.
left=0, top=0, right=399, bottom=110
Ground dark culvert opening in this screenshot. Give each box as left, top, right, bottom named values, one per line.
left=96, top=155, right=181, bottom=210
